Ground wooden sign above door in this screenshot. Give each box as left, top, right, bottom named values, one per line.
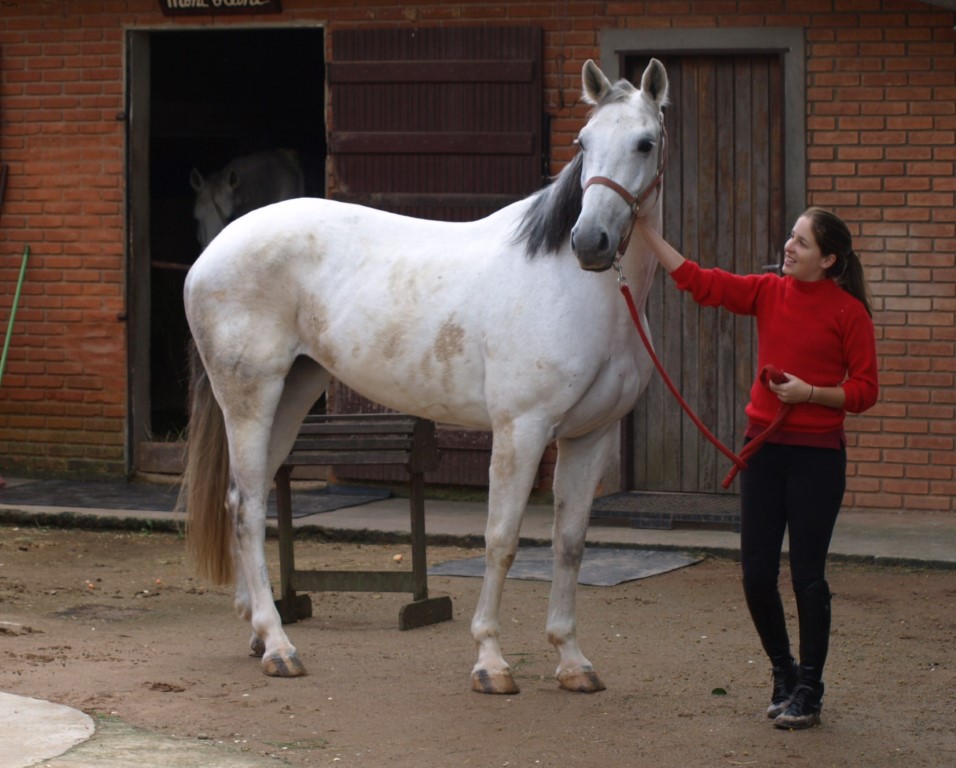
left=159, top=0, right=282, bottom=16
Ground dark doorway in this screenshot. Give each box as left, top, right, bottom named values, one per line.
left=127, top=27, right=325, bottom=470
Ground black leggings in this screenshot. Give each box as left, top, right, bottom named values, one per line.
left=739, top=442, right=847, bottom=594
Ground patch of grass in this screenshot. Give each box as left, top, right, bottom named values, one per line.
left=89, top=710, right=124, bottom=724
left=507, top=651, right=539, bottom=679
left=264, top=737, right=331, bottom=751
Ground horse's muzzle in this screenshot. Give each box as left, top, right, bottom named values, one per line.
left=571, top=228, right=618, bottom=272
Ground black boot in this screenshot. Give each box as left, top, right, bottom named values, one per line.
left=768, top=658, right=800, bottom=719
left=774, top=679, right=824, bottom=729
left=774, top=580, right=831, bottom=730
left=743, top=580, right=796, bottom=718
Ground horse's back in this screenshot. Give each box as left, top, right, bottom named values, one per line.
left=197, top=196, right=520, bottom=273
left=189, top=194, right=524, bottom=327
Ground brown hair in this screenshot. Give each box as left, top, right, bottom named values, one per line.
left=802, top=206, right=873, bottom=317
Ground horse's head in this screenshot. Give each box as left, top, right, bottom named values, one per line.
left=570, top=58, right=668, bottom=272
left=190, top=166, right=241, bottom=249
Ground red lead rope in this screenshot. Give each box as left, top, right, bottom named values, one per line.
left=721, top=365, right=792, bottom=488
left=618, top=280, right=793, bottom=489
left=617, top=281, right=747, bottom=476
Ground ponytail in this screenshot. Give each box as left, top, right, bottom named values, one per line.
left=803, top=207, right=873, bottom=317
left=832, top=248, right=873, bottom=317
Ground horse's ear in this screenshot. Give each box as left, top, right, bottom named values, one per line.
left=189, top=167, right=204, bottom=191
left=641, top=58, right=669, bottom=108
left=581, top=59, right=613, bottom=105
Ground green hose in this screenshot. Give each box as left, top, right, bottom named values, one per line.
left=0, top=245, right=30, bottom=389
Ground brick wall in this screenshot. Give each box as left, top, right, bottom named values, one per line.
left=0, top=1, right=953, bottom=511
left=798, top=6, right=956, bottom=512
left=0, top=4, right=128, bottom=475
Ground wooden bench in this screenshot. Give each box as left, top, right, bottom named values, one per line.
left=273, top=412, right=454, bottom=630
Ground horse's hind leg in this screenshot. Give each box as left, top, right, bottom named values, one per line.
left=471, top=417, right=550, bottom=695
left=209, top=363, right=305, bottom=678
left=236, top=358, right=329, bottom=660
left=547, top=425, right=618, bottom=693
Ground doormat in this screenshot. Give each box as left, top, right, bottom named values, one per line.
left=0, top=479, right=182, bottom=513
left=265, top=484, right=392, bottom=518
left=591, top=491, right=740, bottom=532
left=428, top=546, right=702, bottom=587
left=0, top=479, right=390, bottom=518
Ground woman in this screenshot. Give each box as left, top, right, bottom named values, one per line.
left=636, top=208, right=879, bottom=729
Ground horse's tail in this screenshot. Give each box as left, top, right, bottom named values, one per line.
left=177, top=343, right=235, bottom=585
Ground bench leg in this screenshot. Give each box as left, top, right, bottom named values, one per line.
left=408, top=470, right=428, bottom=602
left=399, top=595, right=453, bottom=630
left=273, top=466, right=313, bottom=624
left=398, top=470, right=453, bottom=629
left=276, top=593, right=313, bottom=624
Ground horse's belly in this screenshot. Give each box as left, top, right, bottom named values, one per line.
left=305, top=321, right=492, bottom=429
left=330, top=365, right=492, bottom=428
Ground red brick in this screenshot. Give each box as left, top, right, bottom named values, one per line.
left=885, top=177, right=931, bottom=192
left=903, top=495, right=954, bottom=512
left=837, top=146, right=884, bottom=160
left=906, top=463, right=952, bottom=481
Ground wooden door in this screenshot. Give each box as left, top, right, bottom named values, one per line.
left=626, top=54, right=787, bottom=494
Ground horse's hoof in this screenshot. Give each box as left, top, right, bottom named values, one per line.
left=262, top=649, right=307, bottom=678
left=557, top=666, right=606, bottom=693
left=471, top=669, right=520, bottom=695
left=249, top=634, right=266, bottom=658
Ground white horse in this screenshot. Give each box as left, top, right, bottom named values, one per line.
left=181, top=58, right=668, bottom=694
left=189, top=149, right=305, bottom=249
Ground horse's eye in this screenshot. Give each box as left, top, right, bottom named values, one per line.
left=574, top=137, right=586, bottom=152
left=637, top=139, right=654, bottom=154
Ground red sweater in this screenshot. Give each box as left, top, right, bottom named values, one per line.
left=670, top=261, right=879, bottom=438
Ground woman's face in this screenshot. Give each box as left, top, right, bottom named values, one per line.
left=782, top=215, right=836, bottom=282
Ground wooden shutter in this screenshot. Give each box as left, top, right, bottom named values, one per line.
left=328, top=26, right=543, bottom=221
left=326, top=26, right=543, bottom=486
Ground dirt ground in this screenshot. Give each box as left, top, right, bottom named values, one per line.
left=1, top=524, right=954, bottom=768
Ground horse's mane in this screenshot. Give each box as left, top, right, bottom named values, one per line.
left=512, top=152, right=584, bottom=259
left=513, top=79, right=637, bottom=259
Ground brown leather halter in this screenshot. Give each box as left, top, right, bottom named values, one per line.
left=581, top=116, right=668, bottom=257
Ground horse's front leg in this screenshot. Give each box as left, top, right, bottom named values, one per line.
left=470, top=418, right=550, bottom=694
left=229, top=483, right=306, bottom=677
left=547, top=426, right=618, bottom=693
